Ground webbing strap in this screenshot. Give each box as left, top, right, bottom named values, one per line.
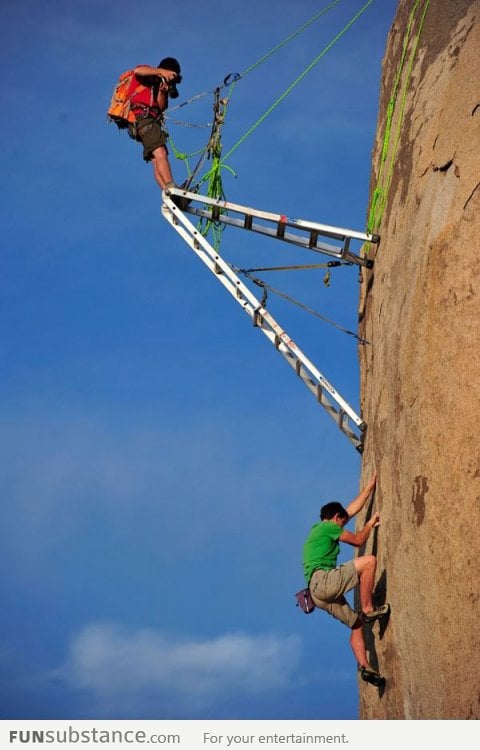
left=236, top=269, right=370, bottom=344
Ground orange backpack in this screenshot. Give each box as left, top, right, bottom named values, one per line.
left=107, top=70, right=140, bottom=129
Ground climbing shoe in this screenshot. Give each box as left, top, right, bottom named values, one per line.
left=362, top=603, right=390, bottom=623
left=164, top=183, right=192, bottom=211
left=359, top=666, right=386, bottom=688
left=170, top=193, right=191, bottom=211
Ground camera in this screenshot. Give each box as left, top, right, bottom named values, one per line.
left=160, top=73, right=182, bottom=99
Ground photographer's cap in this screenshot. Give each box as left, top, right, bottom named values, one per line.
left=158, top=57, right=182, bottom=98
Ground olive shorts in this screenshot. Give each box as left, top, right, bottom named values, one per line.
left=129, top=116, right=169, bottom=162
left=309, top=561, right=359, bottom=628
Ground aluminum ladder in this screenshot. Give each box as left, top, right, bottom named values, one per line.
left=165, top=186, right=378, bottom=267
left=161, top=188, right=370, bottom=452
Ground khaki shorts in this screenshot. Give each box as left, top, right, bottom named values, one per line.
left=129, top=116, right=169, bottom=162
left=309, top=561, right=359, bottom=628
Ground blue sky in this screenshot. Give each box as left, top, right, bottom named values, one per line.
left=1, top=0, right=397, bottom=720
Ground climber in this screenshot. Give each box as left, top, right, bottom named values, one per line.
left=302, top=474, right=389, bottom=686
left=127, top=57, right=189, bottom=208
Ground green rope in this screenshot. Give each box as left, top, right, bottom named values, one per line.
left=176, top=0, right=375, bottom=187
left=239, top=0, right=343, bottom=78
left=168, top=77, right=238, bottom=194
left=220, top=0, right=377, bottom=165
left=168, top=135, right=204, bottom=178
left=367, top=0, right=430, bottom=234
left=167, top=0, right=343, bottom=116
left=173, top=0, right=377, bottom=252
left=196, top=87, right=239, bottom=248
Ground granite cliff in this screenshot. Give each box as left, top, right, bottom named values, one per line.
left=357, top=0, right=480, bottom=718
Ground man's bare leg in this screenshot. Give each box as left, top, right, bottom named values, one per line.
left=353, top=554, right=376, bottom=614
left=351, top=620, right=385, bottom=685
left=151, top=145, right=174, bottom=189
left=350, top=620, right=369, bottom=668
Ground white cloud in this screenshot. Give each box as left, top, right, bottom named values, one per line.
left=61, top=623, right=301, bottom=716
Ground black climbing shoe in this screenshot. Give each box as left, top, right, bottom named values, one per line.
left=362, top=603, right=390, bottom=623
left=164, top=183, right=192, bottom=211
left=359, top=666, right=386, bottom=688
left=170, top=193, right=192, bottom=211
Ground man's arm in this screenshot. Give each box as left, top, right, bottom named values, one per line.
left=133, top=66, right=172, bottom=112
left=345, top=473, right=376, bottom=518
left=340, top=512, right=380, bottom=547
left=156, top=86, right=168, bottom=111
left=134, top=65, right=177, bottom=80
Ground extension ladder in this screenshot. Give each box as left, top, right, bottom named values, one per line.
left=166, top=187, right=378, bottom=267
left=161, top=188, right=370, bottom=452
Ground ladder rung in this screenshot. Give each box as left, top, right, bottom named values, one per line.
left=309, top=231, right=318, bottom=249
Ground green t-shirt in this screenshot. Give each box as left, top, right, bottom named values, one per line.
left=303, top=520, right=343, bottom=582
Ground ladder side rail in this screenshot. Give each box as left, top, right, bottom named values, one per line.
left=280, top=351, right=364, bottom=452
left=183, top=206, right=347, bottom=260
left=293, top=218, right=376, bottom=244
left=251, top=304, right=365, bottom=429
left=162, top=202, right=278, bottom=318
left=166, top=188, right=379, bottom=244
left=162, top=198, right=366, bottom=446
left=274, top=348, right=363, bottom=452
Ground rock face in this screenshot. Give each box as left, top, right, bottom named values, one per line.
left=358, top=0, right=480, bottom=719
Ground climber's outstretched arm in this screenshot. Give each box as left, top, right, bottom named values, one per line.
left=346, top=474, right=376, bottom=518
left=340, top=512, right=380, bottom=547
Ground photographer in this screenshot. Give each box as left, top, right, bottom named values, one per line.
left=127, top=57, right=184, bottom=195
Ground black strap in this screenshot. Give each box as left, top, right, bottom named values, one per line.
left=131, top=105, right=162, bottom=120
